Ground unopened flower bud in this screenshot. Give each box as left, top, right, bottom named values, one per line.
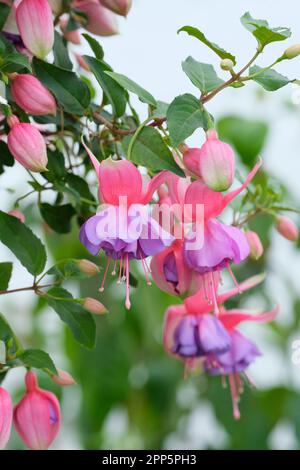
left=77, top=259, right=100, bottom=275
left=73, top=0, right=118, bottom=36
left=7, top=120, right=48, bottom=172
left=276, top=216, right=299, bottom=242
left=51, top=368, right=76, bottom=386
left=14, top=371, right=61, bottom=450
left=245, top=231, right=264, bottom=260
left=8, top=209, right=26, bottom=223
left=74, top=53, right=91, bottom=72
left=59, top=18, right=81, bottom=45
left=199, top=129, right=235, bottom=192
left=220, top=58, right=234, bottom=70
left=100, top=0, right=132, bottom=16
left=0, top=387, right=13, bottom=450
left=11, top=74, right=57, bottom=116
left=284, top=44, right=300, bottom=59
left=16, top=0, right=54, bottom=59
left=83, top=297, right=108, bottom=314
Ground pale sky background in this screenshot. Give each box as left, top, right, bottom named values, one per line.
left=1, top=0, right=300, bottom=449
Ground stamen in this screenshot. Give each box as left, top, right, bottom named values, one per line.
left=210, top=272, right=219, bottom=315
left=125, top=254, right=131, bottom=310
left=139, top=251, right=152, bottom=285
left=117, top=257, right=123, bottom=284
left=229, top=374, right=241, bottom=420
left=227, top=262, right=241, bottom=293
left=143, top=257, right=152, bottom=274
left=99, top=258, right=111, bottom=292
left=111, top=259, right=117, bottom=276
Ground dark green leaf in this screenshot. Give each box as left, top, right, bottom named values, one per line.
left=53, top=31, right=73, bottom=70
left=0, top=262, right=13, bottom=291
left=84, top=55, right=127, bottom=117
left=0, top=313, right=21, bottom=358
left=33, top=58, right=91, bottom=115
left=0, top=211, right=46, bottom=275
left=42, top=149, right=67, bottom=184
left=167, top=93, right=210, bottom=147
left=40, top=203, right=76, bottom=234
left=0, top=52, right=32, bottom=73
left=18, top=349, right=57, bottom=375
left=241, top=12, right=291, bottom=49
left=249, top=65, right=291, bottom=91
left=182, top=56, right=224, bottom=94
left=47, top=259, right=99, bottom=282
left=105, top=71, right=157, bottom=107
left=0, top=4, right=10, bottom=31
left=0, top=141, right=14, bottom=168
left=178, top=26, right=236, bottom=64
left=153, top=101, right=169, bottom=119
left=122, top=127, right=184, bottom=176
left=47, top=287, right=96, bottom=349
left=217, top=115, right=268, bottom=167
left=83, top=33, right=104, bottom=60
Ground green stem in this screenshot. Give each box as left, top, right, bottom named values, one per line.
left=127, top=116, right=154, bottom=161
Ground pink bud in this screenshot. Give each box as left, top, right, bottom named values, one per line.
left=59, top=18, right=81, bottom=45
left=276, top=216, right=299, bottom=242
left=100, top=0, right=132, bottom=16
left=245, top=231, right=264, bottom=260
left=51, top=368, right=76, bottom=386
left=8, top=209, right=26, bottom=223
left=83, top=297, right=108, bottom=314
left=73, top=0, right=118, bottom=36
left=11, top=74, right=57, bottom=116
left=0, top=387, right=13, bottom=450
left=74, top=53, right=91, bottom=72
left=7, top=120, right=48, bottom=172
left=14, top=371, right=61, bottom=450
left=183, top=147, right=202, bottom=177
left=199, top=130, right=235, bottom=192
left=16, top=0, right=54, bottom=59
left=77, top=259, right=100, bottom=275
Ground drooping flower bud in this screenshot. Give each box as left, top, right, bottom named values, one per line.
left=220, top=58, right=234, bottom=70
left=7, top=118, right=48, bottom=172
left=245, top=231, right=264, bottom=260
left=284, top=44, right=300, bottom=59
left=83, top=297, right=108, bottom=314
left=199, top=129, right=235, bottom=192
left=51, top=368, right=76, bottom=386
left=74, top=53, right=91, bottom=71
left=77, top=259, right=100, bottom=275
left=59, top=18, right=81, bottom=45
left=100, top=0, right=132, bottom=16
left=276, top=216, right=299, bottom=242
left=16, top=0, right=54, bottom=59
left=73, top=0, right=118, bottom=36
left=8, top=209, right=26, bottom=223
left=183, top=147, right=202, bottom=177
left=0, top=387, right=13, bottom=450
left=14, top=371, right=61, bottom=450
left=11, top=74, right=57, bottom=116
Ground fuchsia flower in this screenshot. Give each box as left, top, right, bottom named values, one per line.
left=79, top=142, right=174, bottom=308
left=73, top=0, right=118, bottom=36
left=16, top=0, right=54, bottom=59
left=14, top=370, right=61, bottom=450
left=11, top=73, right=57, bottom=116
left=276, top=215, right=299, bottom=242
left=0, top=387, right=13, bottom=450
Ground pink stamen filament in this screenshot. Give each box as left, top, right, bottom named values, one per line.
left=210, top=272, right=219, bottom=315
left=99, top=258, right=111, bottom=292
left=227, top=262, right=241, bottom=293
left=111, top=260, right=117, bottom=276
left=125, top=254, right=131, bottom=310
left=139, top=252, right=151, bottom=286
left=229, top=374, right=241, bottom=420
left=117, top=257, right=123, bottom=284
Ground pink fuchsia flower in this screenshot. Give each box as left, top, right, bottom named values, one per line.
left=183, top=147, right=202, bottom=178
left=73, top=0, right=118, bottom=36
left=79, top=142, right=173, bottom=309
left=100, top=0, right=132, bottom=16
left=16, top=0, right=54, bottom=59
left=11, top=73, right=57, bottom=116
left=7, top=116, right=48, bottom=172
left=245, top=230, right=264, bottom=260
left=14, top=370, right=61, bottom=450
left=276, top=215, right=299, bottom=242
left=0, top=387, right=13, bottom=450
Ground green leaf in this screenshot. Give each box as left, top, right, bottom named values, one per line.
left=0, top=340, right=5, bottom=364
left=167, top=93, right=210, bottom=147
left=0, top=262, right=13, bottom=291
left=217, top=115, right=268, bottom=167
left=42, top=149, right=67, bottom=184
left=18, top=349, right=57, bottom=375
left=153, top=101, right=169, bottom=119
left=0, top=52, right=32, bottom=73
left=178, top=26, right=236, bottom=64
left=82, top=33, right=104, bottom=60
left=182, top=56, right=224, bottom=95
left=47, top=259, right=99, bottom=282
left=0, top=141, right=14, bottom=167
left=33, top=58, right=91, bottom=115
left=249, top=65, right=291, bottom=91
left=122, top=127, right=184, bottom=176
left=40, top=203, right=76, bottom=234
left=0, top=211, right=46, bottom=275
left=47, top=287, right=96, bottom=349
left=241, top=12, right=291, bottom=49
left=0, top=4, right=10, bottom=31
left=84, top=55, right=127, bottom=117
left=53, top=31, right=73, bottom=70
left=0, top=313, right=21, bottom=358
left=105, top=71, right=157, bottom=107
